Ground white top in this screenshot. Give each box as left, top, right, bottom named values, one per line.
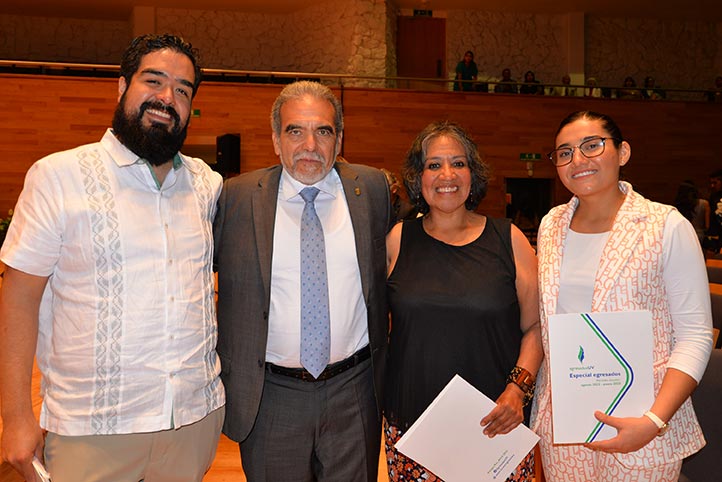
left=558, top=211, right=712, bottom=382
left=267, top=168, right=368, bottom=367
left=0, top=129, right=225, bottom=435
left=557, top=231, right=610, bottom=313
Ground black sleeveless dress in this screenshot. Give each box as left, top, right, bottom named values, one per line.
left=385, top=216, right=525, bottom=430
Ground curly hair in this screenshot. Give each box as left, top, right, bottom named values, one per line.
left=402, top=121, right=490, bottom=214
left=119, top=34, right=202, bottom=98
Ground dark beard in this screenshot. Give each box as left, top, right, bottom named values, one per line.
left=112, top=98, right=188, bottom=167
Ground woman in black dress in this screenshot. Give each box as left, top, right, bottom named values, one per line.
left=383, top=121, right=543, bottom=481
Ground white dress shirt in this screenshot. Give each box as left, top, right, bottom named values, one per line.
left=0, top=129, right=225, bottom=435
left=266, top=168, right=368, bottom=367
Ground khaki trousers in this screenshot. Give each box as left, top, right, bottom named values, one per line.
left=44, top=406, right=224, bottom=482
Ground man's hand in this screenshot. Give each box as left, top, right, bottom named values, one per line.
left=1, top=411, right=45, bottom=481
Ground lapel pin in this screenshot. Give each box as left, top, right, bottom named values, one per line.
left=354, top=187, right=361, bottom=196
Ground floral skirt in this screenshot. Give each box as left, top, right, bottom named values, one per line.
left=383, top=418, right=534, bottom=482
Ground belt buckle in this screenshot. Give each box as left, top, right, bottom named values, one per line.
left=301, top=369, right=321, bottom=381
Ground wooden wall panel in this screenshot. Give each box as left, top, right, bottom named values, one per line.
left=342, top=89, right=722, bottom=218
left=0, top=76, right=117, bottom=212
left=2, top=74, right=721, bottom=219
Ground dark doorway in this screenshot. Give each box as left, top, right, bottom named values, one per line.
left=506, top=178, right=553, bottom=248
left=396, top=16, right=446, bottom=91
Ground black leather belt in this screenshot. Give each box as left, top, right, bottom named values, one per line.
left=266, top=345, right=371, bottom=382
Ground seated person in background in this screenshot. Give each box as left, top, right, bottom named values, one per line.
left=513, top=196, right=540, bottom=234
left=705, top=75, right=722, bottom=102
left=673, top=180, right=709, bottom=245
left=704, top=169, right=722, bottom=253
left=584, top=77, right=603, bottom=98
left=549, top=74, right=577, bottom=96
left=616, top=76, right=642, bottom=99
left=381, top=168, right=419, bottom=224
left=494, top=68, right=518, bottom=94
left=641, top=76, right=666, bottom=100
left=520, top=70, right=544, bottom=95
left=454, top=50, right=478, bottom=92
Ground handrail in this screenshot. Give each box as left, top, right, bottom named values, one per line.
left=0, top=59, right=119, bottom=71
left=1, top=59, right=720, bottom=102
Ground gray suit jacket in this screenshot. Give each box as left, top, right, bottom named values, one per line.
left=214, top=162, right=391, bottom=442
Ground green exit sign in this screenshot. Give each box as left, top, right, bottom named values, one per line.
left=519, top=153, right=542, bottom=160
left=413, top=9, right=432, bottom=16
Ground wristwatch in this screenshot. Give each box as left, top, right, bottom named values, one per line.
left=643, top=411, right=669, bottom=437
left=507, top=366, right=536, bottom=407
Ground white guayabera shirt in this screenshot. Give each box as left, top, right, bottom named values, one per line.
left=1, top=129, right=225, bottom=435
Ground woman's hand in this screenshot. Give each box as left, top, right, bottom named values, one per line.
left=479, top=384, right=525, bottom=438
left=584, top=411, right=659, bottom=453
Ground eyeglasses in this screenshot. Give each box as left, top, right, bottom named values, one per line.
left=547, top=137, right=620, bottom=167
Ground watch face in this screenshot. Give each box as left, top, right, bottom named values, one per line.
left=517, top=377, right=530, bottom=390
left=507, top=367, right=535, bottom=406
left=657, top=423, right=670, bottom=437
left=516, top=372, right=534, bottom=391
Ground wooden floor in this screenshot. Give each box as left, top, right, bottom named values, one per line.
left=0, top=362, right=390, bottom=482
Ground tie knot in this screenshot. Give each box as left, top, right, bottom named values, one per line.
left=300, top=186, right=320, bottom=204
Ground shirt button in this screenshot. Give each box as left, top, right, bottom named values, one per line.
left=168, top=259, right=173, bottom=265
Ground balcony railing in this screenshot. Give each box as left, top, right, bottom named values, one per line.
left=2, top=59, right=721, bottom=103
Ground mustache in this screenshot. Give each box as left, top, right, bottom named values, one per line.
left=293, top=150, right=325, bottom=163
left=111, top=96, right=188, bottom=167
left=139, top=101, right=181, bottom=127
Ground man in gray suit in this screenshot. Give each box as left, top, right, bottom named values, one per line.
left=214, top=81, right=391, bottom=481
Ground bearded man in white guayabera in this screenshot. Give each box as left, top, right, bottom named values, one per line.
left=0, top=34, right=225, bottom=482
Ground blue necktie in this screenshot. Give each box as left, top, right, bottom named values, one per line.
left=299, top=187, right=330, bottom=378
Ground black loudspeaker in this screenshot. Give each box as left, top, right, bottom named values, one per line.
left=215, top=133, right=241, bottom=177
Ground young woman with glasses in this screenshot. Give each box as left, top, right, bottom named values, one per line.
left=531, top=111, right=713, bottom=482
